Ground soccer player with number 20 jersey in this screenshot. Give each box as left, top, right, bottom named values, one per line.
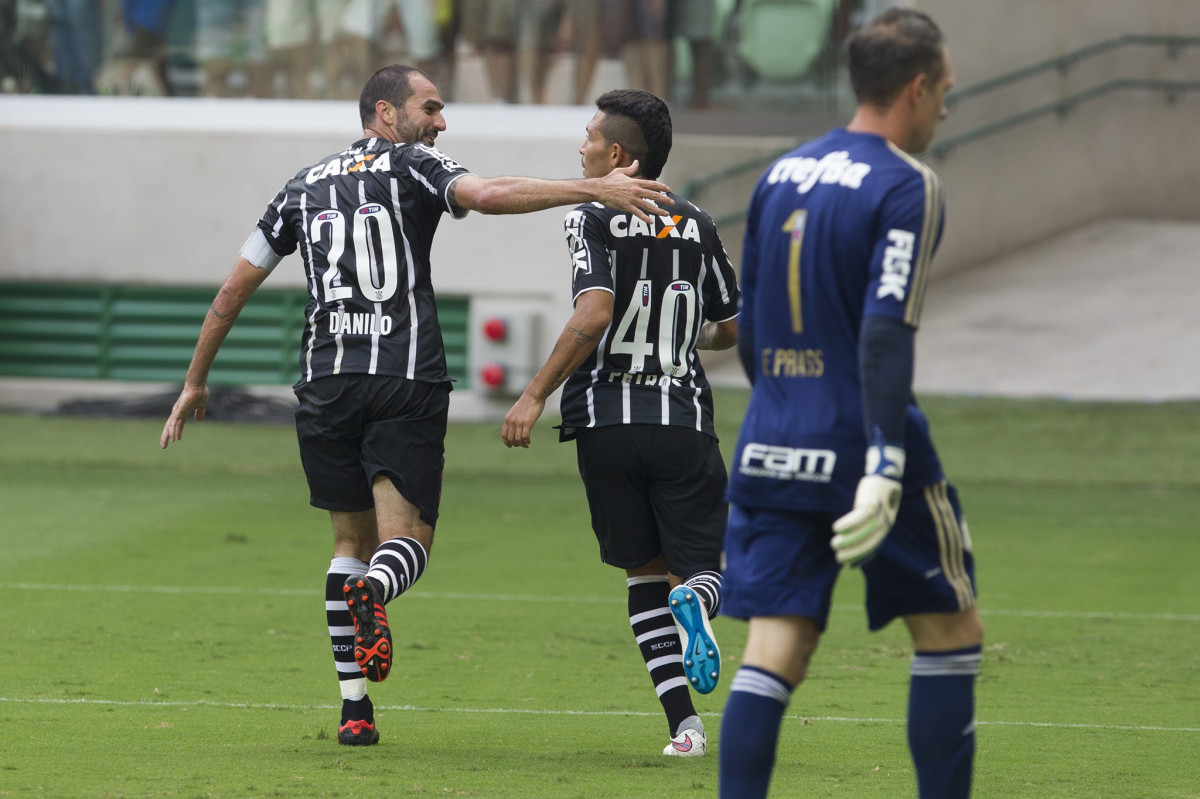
left=160, top=65, right=674, bottom=746
left=502, top=89, right=739, bottom=758
left=718, top=10, right=984, bottom=798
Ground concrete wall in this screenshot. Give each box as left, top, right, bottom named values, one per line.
left=916, top=0, right=1200, bottom=271
left=0, top=94, right=793, bottom=309
left=932, top=91, right=1200, bottom=272
left=920, top=0, right=1200, bottom=87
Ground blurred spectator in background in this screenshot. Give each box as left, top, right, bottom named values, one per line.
left=614, top=0, right=670, bottom=101
left=429, top=0, right=457, bottom=99
left=566, top=0, right=621, bottom=105
left=47, top=0, right=102, bottom=93
left=670, top=0, right=714, bottom=108
left=262, top=0, right=319, bottom=98
left=461, top=0, right=562, bottom=104
left=1, top=0, right=58, bottom=93
left=325, top=0, right=442, bottom=100
left=95, top=0, right=177, bottom=95
left=196, top=0, right=269, bottom=97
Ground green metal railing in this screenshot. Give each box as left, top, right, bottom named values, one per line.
left=929, top=78, right=1200, bottom=159
left=683, top=34, right=1200, bottom=217
left=930, top=34, right=1200, bottom=159
left=943, top=34, right=1200, bottom=107
left=0, top=283, right=470, bottom=387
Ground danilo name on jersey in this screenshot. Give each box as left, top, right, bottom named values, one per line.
left=328, top=311, right=394, bottom=336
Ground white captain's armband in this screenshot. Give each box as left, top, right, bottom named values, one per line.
left=240, top=228, right=284, bottom=272
left=445, top=173, right=472, bottom=220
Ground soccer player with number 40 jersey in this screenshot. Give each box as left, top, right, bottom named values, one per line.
left=502, top=89, right=739, bottom=759
left=159, top=65, right=673, bottom=747
left=718, top=9, right=984, bottom=799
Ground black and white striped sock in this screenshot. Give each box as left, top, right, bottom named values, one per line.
left=327, top=556, right=369, bottom=701
left=682, top=570, right=722, bottom=619
left=628, top=575, right=696, bottom=734
left=366, top=537, right=429, bottom=604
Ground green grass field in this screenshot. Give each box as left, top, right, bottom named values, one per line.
left=1, top=392, right=1198, bottom=798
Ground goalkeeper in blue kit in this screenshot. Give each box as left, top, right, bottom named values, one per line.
left=718, top=8, right=984, bottom=799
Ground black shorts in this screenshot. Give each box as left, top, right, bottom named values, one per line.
left=294, top=374, right=449, bottom=526
left=574, top=424, right=727, bottom=576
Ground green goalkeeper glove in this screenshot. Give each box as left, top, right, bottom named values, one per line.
left=831, top=443, right=905, bottom=567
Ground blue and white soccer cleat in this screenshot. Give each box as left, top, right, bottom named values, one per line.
left=668, top=585, right=720, bottom=695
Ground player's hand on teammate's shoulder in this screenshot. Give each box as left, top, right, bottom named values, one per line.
left=597, top=161, right=673, bottom=224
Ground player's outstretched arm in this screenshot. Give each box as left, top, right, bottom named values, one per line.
left=160, top=258, right=270, bottom=449
left=502, top=290, right=614, bottom=449
left=451, top=162, right=672, bottom=224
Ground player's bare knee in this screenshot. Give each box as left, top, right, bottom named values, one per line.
left=961, top=606, right=984, bottom=645
left=378, top=525, right=434, bottom=554
left=905, top=607, right=983, bottom=651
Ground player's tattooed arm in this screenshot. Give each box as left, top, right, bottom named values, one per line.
left=568, top=325, right=598, bottom=347
left=533, top=325, right=599, bottom=399
left=529, top=326, right=596, bottom=397
left=501, top=291, right=614, bottom=448
left=537, top=368, right=569, bottom=399
left=696, top=318, right=738, bottom=351
left=162, top=257, right=270, bottom=449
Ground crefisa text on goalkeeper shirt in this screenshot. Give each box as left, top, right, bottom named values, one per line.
left=255, top=139, right=471, bottom=387
left=729, top=129, right=948, bottom=515
left=557, top=191, right=740, bottom=439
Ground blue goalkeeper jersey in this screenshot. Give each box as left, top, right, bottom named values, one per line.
left=728, top=128, right=947, bottom=514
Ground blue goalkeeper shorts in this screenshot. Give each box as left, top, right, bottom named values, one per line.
left=722, top=480, right=976, bottom=631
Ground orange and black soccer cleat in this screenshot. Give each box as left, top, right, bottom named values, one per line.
left=337, top=717, right=380, bottom=746
left=343, top=576, right=392, bottom=682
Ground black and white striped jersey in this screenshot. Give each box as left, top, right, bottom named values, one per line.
left=558, top=192, right=740, bottom=439
left=255, top=137, right=471, bottom=386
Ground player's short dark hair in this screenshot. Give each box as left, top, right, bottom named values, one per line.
left=359, top=64, right=430, bottom=127
left=847, top=8, right=946, bottom=107
left=594, top=89, right=672, bottom=180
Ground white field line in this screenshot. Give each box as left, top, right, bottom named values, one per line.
left=1, top=696, right=1197, bottom=733
left=1, top=582, right=1198, bottom=622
